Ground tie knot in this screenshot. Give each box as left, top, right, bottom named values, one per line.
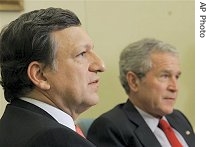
left=158, top=119, right=171, bottom=130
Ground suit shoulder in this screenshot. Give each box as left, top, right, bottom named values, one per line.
left=95, top=103, right=127, bottom=123
left=169, top=109, right=189, bottom=120
left=89, top=102, right=132, bottom=136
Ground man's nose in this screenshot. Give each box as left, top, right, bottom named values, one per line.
left=168, top=78, right=178, bottom=92
left=89, top=52, right=106, bottom=73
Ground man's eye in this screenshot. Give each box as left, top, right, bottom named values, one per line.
left=77, top=51, right=86, bottom=57
left=176, top=75, right=180, bottom=79
left=161, top=74, right=169, bottom=78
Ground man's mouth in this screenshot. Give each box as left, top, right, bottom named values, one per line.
left=88, top=79, right=99, bottom=85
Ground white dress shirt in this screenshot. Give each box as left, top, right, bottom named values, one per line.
left=20, top=97, right=76, bottom=131
left=135, top=106, right=188, bottom=147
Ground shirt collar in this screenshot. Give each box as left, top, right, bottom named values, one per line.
left=20, top=97, right=76, bottom=131
left=134, top=105, right=160, bottom=132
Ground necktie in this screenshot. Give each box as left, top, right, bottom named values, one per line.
left=158, top=119, right=182, bottom=147
left=75, top=125, right=86, bottom=138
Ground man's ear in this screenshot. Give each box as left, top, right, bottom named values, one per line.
left=27, top=61, right=50, bottom=90
left=126, top=71, right=140, bottom=92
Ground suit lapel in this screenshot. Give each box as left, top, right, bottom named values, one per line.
left=123, top=100, right=162, bottom=147
left=166, top=114, right=195, bottom=147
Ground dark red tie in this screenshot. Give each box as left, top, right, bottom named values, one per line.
left=158, top=119, right=182, bottom=147
left=75, top=125, right=86, bottom=138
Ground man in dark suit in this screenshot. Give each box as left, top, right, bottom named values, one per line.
left=0, top=7, right=105, bottom=146
left=87, top=38, right=195, bottom=147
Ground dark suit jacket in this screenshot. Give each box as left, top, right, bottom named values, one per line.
left=87, top=100, right=195, bottom=147
left=0, top=99, right=95, bottom=147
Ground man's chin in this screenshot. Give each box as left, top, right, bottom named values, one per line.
left=164, top=107, right=174, bottom=115
left=85, top=96, right=99, bottom=106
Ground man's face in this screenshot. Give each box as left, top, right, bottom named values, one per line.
left=44, top=27, right=105, bottom=118
left=135, top=52, right=181, bottom=118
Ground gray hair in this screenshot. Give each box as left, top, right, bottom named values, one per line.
left=119, top=38, right=178, bottom=94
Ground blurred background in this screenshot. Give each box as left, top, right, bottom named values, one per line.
left=0, top=0, right=195, bottom=128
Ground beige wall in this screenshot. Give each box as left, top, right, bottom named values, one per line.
left=0, top=0, right=195, bottom=128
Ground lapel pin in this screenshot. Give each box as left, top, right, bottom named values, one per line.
left=186, top=130, right=190, bottom=135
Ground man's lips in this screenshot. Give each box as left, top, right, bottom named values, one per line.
left=163, top=97, right=176, bottom=101
left=88, top=79, right=99, bottom=85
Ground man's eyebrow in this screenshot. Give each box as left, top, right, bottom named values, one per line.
left=161, top=70, right=182, bottom=75
left=82, top=43, right=94, bottom=50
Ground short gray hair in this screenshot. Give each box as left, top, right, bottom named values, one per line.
left=119, top=38, right=178, bottom=94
